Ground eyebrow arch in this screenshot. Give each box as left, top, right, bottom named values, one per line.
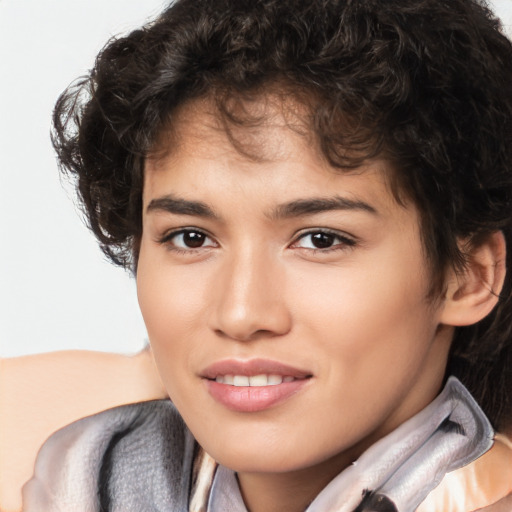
left=146, top=195, right=218, bottom=219
left=271, top=196, right=378, bottom=219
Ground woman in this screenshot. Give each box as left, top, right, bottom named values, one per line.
left=22, top=0, right=512, bottom=509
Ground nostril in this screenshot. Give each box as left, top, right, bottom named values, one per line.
left=214, top=327, right=288, bottom=343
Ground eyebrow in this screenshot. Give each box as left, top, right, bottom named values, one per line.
left=270, top=196, right=378, bottom=219
left=146, top=194, right=378, bottom=220
left=146, top=195, right=218, bottom=219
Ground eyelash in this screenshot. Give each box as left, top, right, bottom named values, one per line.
left=157, top=228, right=217, bottom=254
left=157, top=228, right=357, bottom=255
left=290, top=229, right=357, bottom=253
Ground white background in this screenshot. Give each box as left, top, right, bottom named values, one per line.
left=1, top=0, right=511, bottom=357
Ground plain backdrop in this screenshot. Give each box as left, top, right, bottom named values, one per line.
left=1, top=0, right=511, bottom=357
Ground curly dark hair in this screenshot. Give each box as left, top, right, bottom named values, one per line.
left=53, top=0, right=512, bottom=430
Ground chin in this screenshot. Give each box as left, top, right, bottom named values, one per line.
left=215, top=452, right=311, bottom=474
left=203, top=433, right=341, bottom=475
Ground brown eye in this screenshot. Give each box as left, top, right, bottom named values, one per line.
left=293, top=230, right=356, bottom=251
left=162, top=229, right=217, bottom=250
left=182, top=231, right=207, bottom=248
left=310, top=232, right=335, bottom=249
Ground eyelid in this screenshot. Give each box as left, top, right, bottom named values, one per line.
left=290, top=228, right=357, bottom=250
left=157, top=227, right=218, bottom=249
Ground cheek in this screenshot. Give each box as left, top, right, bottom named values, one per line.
left=289, top=254, right=434, bottom=371
left=136, top=248, right=207, bottom=393
left=137, top=249, right=207, bottom=339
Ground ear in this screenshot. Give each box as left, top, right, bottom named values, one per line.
left=440, top=231, right=506, bottom=327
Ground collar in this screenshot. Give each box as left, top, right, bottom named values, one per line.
left=202, top=377, right=493, bottom=512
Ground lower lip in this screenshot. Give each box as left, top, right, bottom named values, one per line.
left=206, top=379, right=310, bottom=412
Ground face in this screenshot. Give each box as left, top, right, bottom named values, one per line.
left=137, top=99, right=453, bottom=484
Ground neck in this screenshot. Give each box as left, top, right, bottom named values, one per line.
left=237, top=471, right=328, bottom=512
left=236, top=444, right=365, bottom=512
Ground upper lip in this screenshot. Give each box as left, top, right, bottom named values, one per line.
left=200, top=358, right=312, bottom=380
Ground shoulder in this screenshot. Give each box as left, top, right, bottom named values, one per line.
left=22, top=400, right=195, bottom=512
left=1, top=349, right=167, bottom=511
left=417, top=433, right=512, bottom=512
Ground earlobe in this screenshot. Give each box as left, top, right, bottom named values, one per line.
left=440, top=231, right=506, bottom=327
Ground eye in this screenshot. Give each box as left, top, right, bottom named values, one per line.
left=160, top=229, right=217, bottom=251
left=292, top=230, right=356, bottom=251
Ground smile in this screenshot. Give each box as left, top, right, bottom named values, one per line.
left=201, top=359, right=312, bottom=412
left=214, top=374, right=296, bottom=386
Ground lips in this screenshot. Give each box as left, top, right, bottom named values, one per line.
left=201, top=359, right=312, bottom=412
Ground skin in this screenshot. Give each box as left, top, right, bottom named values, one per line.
left=1, top=349, right=166, bottom=512
left=417, top=434, right=512, bottom=512
left=137, top=98, right=458, bottom=512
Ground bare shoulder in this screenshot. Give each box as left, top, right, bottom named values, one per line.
left=0, top=349, right=167, bottom=512
left=417, top=433, right=512, bottom=512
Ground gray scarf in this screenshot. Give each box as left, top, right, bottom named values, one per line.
left=23, top=377, right=493, bottom=512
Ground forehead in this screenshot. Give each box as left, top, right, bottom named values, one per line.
left=143, top=96, right=407, bottom=217
left=151, top=94, right=314, bottom=162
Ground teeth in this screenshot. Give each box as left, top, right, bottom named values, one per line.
left=214, top=374, right=292, bottom=386
left=249, top=374, right=269, bottom=387
left=233, top=375, right=250, bottom=386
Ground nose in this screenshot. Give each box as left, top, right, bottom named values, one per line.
left=210, top=247, right=292, bottom=342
